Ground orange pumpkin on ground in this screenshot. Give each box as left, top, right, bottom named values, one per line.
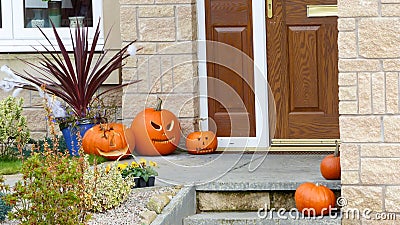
left=130, top=97, right=181, bottom=156
left=82, top=123, right=132, bottom=160
left=186, top=131, right=218, bottom=154
left=186, top=119, right=218, bottom=154
left=320, top=140, right=341, bottom=180
left=295, top=182, right=336, bottom=216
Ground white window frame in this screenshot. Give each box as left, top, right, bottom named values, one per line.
left=0, top=0, right=12, bottom=40
left=0, top=0, right=104, bottom=52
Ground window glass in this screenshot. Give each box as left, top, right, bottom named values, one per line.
left=24, top=0, right=93, bottom=28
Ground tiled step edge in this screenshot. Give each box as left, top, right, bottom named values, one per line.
left=151, top=184, right=196, bottom=225
left=184, top=212, right=341, bottom=225
left=195, top=180, right=341, bottom=191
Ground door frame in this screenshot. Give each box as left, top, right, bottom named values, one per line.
left=197, top=0, right=270, bottom=148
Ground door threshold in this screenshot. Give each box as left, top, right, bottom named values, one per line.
left=271, top=139, right=340, bottom=147
left=215, top=139, right=340, bottom=152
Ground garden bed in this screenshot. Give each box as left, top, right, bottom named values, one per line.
left=1, top=186, right=182, bottom=225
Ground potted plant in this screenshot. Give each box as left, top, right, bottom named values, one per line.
left=6, top=20, right=139, bottom=156
left=119, top=158, right=159, bottom=188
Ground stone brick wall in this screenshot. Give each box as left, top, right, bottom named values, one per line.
left=338, top=0, right=400, bottom=223
left=119, top=0, right=198, bottom=140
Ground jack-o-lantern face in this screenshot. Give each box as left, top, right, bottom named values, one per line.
left=186, top=131, right=218, bottom=154
left=130, top=98, right=181, bottom=156
left=82, top=123, right=131, bottom=160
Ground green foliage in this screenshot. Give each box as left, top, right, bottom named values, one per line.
left=84, top=163, right=135, bottom=212
left=87, top=154, right=108, bottom=165
left=31, top=135, right=67, bottom=154
left=0, top=96, right=30, bottom=159
left=120, top=159, right=159, bottom=182
left=0, top=159, right=22, bottom=175
left=3, top=150, right=91, bottom=225
left=0, top=192, right=12, bottom=221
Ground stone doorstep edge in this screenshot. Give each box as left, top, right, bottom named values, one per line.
left=151, top=184, right=196, bottom=225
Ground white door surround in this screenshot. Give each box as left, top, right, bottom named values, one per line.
left=196, top=0, right=270, bottom=148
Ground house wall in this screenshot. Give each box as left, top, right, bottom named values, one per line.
left=0, top=0, right=123, bottom=140
left=338, top=0, right=400, bottom=223
left=119, top=0, right=198, bottom=140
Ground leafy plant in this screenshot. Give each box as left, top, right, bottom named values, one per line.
left=31, top=135, right=67, bottom=154
left=2, top=151, right=91, bottom=224
left=0, top=96, right=30, bottom=159
left=84, top=162, right=135, bottom=212
left=0, top=94, right=92, bottom=224
left=120, top=158, right=159, bottom=182
left=13, top=20, right=140, bottom=120
left=0, top=192, right=12, bottom=221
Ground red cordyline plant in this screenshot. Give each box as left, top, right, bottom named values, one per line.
left=13, top=20, right=139, bottom=119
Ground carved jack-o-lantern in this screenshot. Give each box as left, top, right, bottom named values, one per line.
left=186, top=130, right=218, bottom=154
left=82, top=123, right=132, bottom=160
left=130, top=98, right=181, bottom=156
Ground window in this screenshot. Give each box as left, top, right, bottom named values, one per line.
left=0, top=0, right=103, bottom=52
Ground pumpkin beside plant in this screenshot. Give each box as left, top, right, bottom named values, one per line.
left=0, top=19, right=140, bottom=155
left=320, top=140, right=341, bottom=180
left=186, top=118, right=218, bottom=154
left=130, top=97, right=181, bottom=156
left=295, top=182, right=336, bottom=216
left=82, top=123, right=132, bottom=160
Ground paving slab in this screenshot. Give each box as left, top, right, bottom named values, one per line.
left=121, top=152, right=341, bottom=191
left=3, top=152, right=341, bottom=191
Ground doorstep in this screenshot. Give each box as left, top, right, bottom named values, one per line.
left=139, top=152, right=341, bottom=191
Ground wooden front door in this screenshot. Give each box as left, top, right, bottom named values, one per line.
left=205, top=0, right=256, bottom=137
left=267, top=0, right=339, bottom=139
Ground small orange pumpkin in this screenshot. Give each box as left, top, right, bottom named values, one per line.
left=320, top=141, right=341, bottom=180
left=295, top=182, right=336, bottom=216
left=82, top=123, right=131, bottom=160
left=130, top=98, right=181, bottom=156
left=186, top=119, right=218, bottom=154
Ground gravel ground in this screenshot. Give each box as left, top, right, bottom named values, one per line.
left=89, top=186, right=181, bottom=225
left=1, top=186, right=181, bottom=225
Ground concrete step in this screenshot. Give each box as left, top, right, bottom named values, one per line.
left=196, top=190, right=341, bottom=212
left=184, top=211, right=341, bottom=225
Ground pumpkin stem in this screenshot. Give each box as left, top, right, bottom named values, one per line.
left=196, top=118, right=207, bottom=132
left=155, top=97, right=163, bottom=111
left=334, top=140, right=340, bottom=157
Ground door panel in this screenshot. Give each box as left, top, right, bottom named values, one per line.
left=206, top=0, right=255, bottom=137
left=267, top=0, right=339, bottom=139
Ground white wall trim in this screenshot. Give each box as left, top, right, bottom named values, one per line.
left=197, top=0, right=270, bottom=148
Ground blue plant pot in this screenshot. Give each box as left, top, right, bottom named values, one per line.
left=60, top=119, right=95, bottom=156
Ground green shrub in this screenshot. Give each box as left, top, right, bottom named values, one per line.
left=0, top=96, right=30, bottom=159
left=4, top=150, right=91, bottom=225
left=0, top=192, right=12, bottom=221
left=29, top=135, right=67, bottom=155
left=84, top=162, right=135, bottom=212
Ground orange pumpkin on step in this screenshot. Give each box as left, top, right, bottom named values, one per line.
left=186, top=119, right=218, bottom=154
left=130, top=97, right=181, bottom=156
left=320, top=141, right=341, bottom=180
left=82, top=123, right=132, bottom=160
left=295, top=182, right=336, bottom=216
